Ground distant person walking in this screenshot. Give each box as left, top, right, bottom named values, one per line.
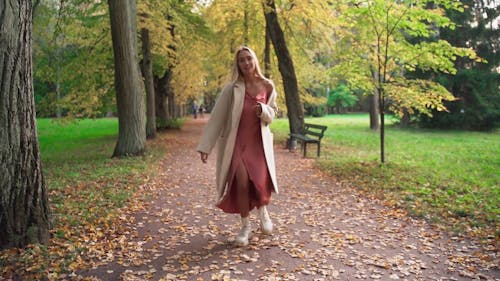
left=197, top=46, right=279, bottom=246
left=192, top=101, right=198, bottom=119
left=198, top=104, right=205, bottom=118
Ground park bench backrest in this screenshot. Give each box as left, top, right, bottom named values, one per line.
left=303, top=123, right=327, bottom=140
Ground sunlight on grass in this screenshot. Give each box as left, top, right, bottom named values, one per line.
left=272, top=114, right=499, bottom=239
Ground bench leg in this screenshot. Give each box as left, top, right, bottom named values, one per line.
left=302, top=142, right=307, bottom=158
left=317, top=143, right=320, bottom=157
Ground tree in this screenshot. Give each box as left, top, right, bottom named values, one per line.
left=418, top=0, right=500, bottom=131
left=108, top=0, right=146, bottom=157
left=0, top=0, right=50, bottom=248
left=263, top=0, right=304, bottom=134
left=138, top=0, right=210, bottom=126
left=328, top=84, right=359, bottom=113
left=32, top=1, right=115, bottom=119
left=331, top=0, right=477, bottom=163
left=140, top=28, right=156, bottom=139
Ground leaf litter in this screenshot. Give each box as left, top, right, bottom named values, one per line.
left=1, top=118, right=497, bottom=280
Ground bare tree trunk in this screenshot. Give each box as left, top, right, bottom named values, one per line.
left=399, top=109, right=410, bottom=128
left=166, top=14, right=177, bottom=120
left=140, top=28, right=156, bottom=139
left=369, top=68, right=380, bottom=130
left=379, top=87, right=385, bottom=163
left=154, top=71, right=171, bottom=127
left=168, top=90, right=177, bottom=118
left=0, top=0, right=50, bottom=248
left=369, top=91, right=380, bottom=130
left=263, top=0, right=304, bottom=134
left=243, top=0, right=249, bottom=44
left=152, top=12, right=177, bottom=126
left=264, top=23, right=271, bottom=78
left=108, top=0, right=146, bottom=157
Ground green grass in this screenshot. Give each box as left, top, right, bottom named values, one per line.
left=271, top=114, right=499, bottom=239
left=37, top=118, right=164, bottom=224
left=1, top=118, right=168, bottom=279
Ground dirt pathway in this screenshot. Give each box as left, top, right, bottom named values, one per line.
left=78, top=118, right=498, bottom=281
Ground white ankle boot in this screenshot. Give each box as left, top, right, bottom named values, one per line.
left=234, top=216, right=252, bottom=246
left=259, top=206, right=273, bottom=235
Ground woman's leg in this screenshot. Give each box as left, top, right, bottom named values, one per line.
left=258, top=205, right=273, bottom=234
left=233, top=160, right=252, bottom=246
left=234, top=159, right=250, bottom=218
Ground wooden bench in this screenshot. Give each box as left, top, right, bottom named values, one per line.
left=289, top=123, right=328, bottom=158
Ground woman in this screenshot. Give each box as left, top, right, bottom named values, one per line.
left=197, top=46, right=279, bottom=246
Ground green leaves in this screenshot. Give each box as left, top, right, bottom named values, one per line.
left=33, top=1, right=114, bottom=118
left=386, top=78, right=455, bottom=117
left=332, top=0, right=477, bottom=118
left=327, top=84, right=359, bottom=108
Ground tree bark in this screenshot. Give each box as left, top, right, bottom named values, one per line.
left=168, top=87, right=177, bottom=118
left=154, top=70, right=172, bottom=127
left=166, top=15, right=177, bottom=119
left=264, top=22, right=271, bottom=78
left=140, top=28, right=156, bottom=139
left=153, top=13, right=178, bottom=127
left=369, top=68, right=380, bottom=130
left=0, top=0, right=50, bottom=248
left=369, top=91, right=380, bottom=130
left=399, top=109, right=410, bottom=128
left=108, top=0, right=146, bottom=157
left=263, top=0, right=304, bottom=134
left=379, top=87, right=385, bottom=163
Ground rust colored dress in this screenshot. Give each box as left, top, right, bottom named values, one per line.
left=217, top=89, right=274, bottom=213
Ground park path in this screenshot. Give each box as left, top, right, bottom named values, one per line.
left=78, top=117, right=498, bottom=281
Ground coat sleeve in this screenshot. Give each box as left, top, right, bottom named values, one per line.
left=258, top=83, right=278, bottom=126
left=196, top=84, right=233, bottom=154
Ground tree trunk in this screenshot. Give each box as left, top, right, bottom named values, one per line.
left=166, top=15, right=177, bottom=120
left=140, top=28, right=156, bottom=139
left=154, top=70, right=172, bottom=128
left=399, top=109, right=410, bottom=128
left=153, top=13, right=178, bottom=127
left=369, top=91, right=380, bottom=130
left=263, top=0, right=304, bottom=134
left=369, top=68, right=380, bottom=130
left=264, top=22, right=271, bottom=78
left=108, top=0, right=146, bottom=157
left=243, top=0, right=249, bottom=44
left=378, top=87, right=385, bottom=163
left=0, top=0, right=50, bottom=248
left=168, top=89, right=177, bottom=118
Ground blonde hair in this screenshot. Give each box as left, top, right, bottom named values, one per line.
left=231, top=46, right=267, bottom=83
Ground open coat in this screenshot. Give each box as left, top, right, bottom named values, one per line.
left=197, top=80, right=279, bottom=205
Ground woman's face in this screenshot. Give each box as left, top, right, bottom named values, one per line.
left=237, top=49, right=255, bottom=76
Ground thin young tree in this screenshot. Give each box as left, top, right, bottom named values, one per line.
left=0, top=0, right=50, bottom=248
left=333, top=0, right=477, bottom=163
left=108, top=0, right=146, bottom=157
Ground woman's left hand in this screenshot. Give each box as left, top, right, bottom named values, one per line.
left=255, top=103, right=262, bottom=116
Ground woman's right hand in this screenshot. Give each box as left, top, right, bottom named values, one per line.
left=199, top=152, right=208, bottom=163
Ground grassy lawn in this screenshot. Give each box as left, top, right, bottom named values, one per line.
left=271, top=114, right=499, bottom=240
left=0, top=118, right=166, bottom=279
left=37, top=118, right=164, bottom=227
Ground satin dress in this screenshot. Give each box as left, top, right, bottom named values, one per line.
left=217, top=89, right=274, bottom=213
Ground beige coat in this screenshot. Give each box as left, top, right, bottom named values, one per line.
left=197, top=80, right=279, bottom=205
